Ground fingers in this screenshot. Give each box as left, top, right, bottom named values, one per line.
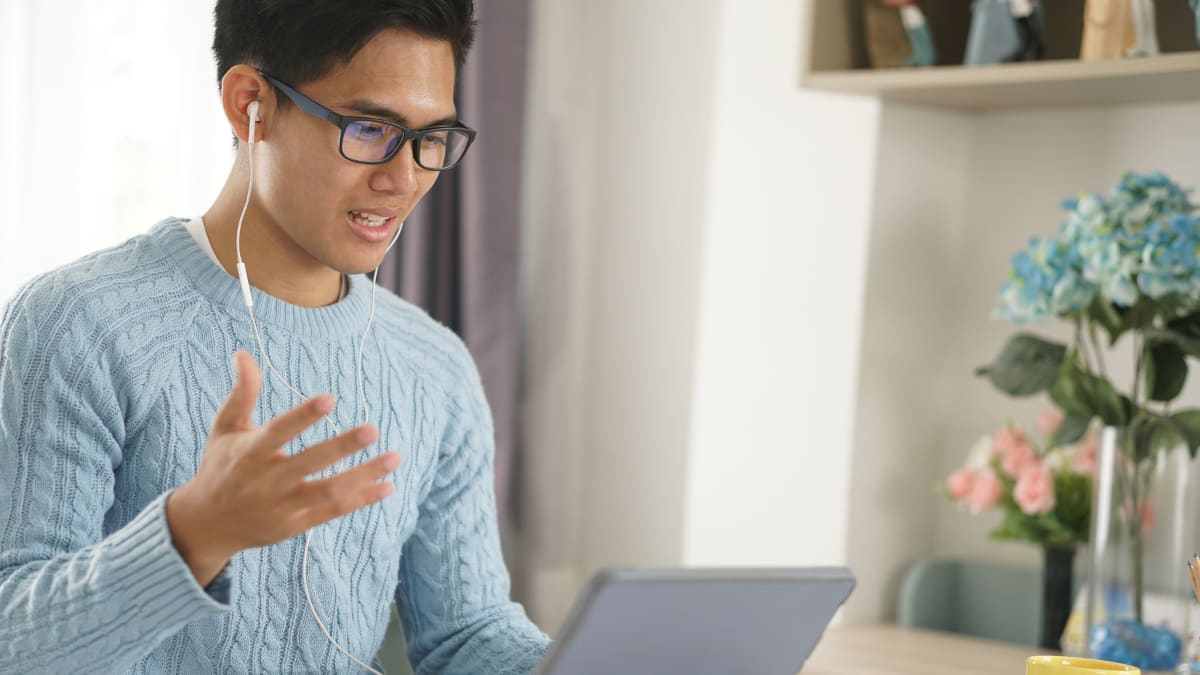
left=297, top=483, right=395, bottom=532
left=283, top=424, right=381, bottom=477
left=256, top=394, right=337, bottom=452
left=294, top=456, right=400, bottom=529
left=212, top=351, right=263, bottom=433
left=312, top=451, right=401, bottom=494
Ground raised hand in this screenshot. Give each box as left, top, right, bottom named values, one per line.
left=165, top=351, right=401, bottom=587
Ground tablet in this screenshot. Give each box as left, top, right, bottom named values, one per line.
left=533, top=566, right=856, bottom=675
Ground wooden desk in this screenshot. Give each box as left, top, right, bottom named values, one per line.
left=803, top=622, right=1043, bottom=675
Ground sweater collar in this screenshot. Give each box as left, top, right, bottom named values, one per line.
left=151, top=217, right=374, bottom=338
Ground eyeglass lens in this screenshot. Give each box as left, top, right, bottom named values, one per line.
left=341, top=120, right=471, bottom=169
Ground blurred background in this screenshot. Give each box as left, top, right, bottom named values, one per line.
left=5, top=0, right=1200, bottom=642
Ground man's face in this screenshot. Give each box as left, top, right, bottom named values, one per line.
left=254, top=29, right=457, bottom=275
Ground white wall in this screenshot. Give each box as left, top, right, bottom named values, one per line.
left=842, top=103, right=971, bottom=620
left=519, top=0, right=881, bottom=632
left=682, top=1, right=878, bottom=567
left=519, top=0, right=724, bottom=630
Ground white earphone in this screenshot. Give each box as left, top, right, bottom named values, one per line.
left=234, top=97, right=397, bottom=675
left=248, top=100, right=260, bottom=134
left=236, top=101, right=260, bottom=308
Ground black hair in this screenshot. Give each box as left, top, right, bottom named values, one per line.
left=212, top=0, right=475, bottom=94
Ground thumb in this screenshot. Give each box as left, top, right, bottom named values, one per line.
left=213, top=350, right=262, bottom=433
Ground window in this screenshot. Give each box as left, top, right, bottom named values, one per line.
left=0, top=0, right=231, bottom=303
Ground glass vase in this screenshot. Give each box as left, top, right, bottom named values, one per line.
left=1085, top=426, right=1195, bottom=673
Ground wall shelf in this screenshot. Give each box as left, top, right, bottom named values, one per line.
left=803, top=52, right=1200, bottom=111
left=802, top=0, right=1200, bottom=111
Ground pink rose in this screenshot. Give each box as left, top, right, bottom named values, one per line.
left=1072, top=434, right=1098, bottom=476
left=1121, top=498, right=1157, bottom=535
left=993, top=425, right=1027, bottom=453
left=967, top=470, right=1003, bottom=514
left=947, top=468, right=975, bottom=501
left=1000, top=440, right=1038, bottom=478
left=1141, top=501, right=1156, bottom=534
left=1014, top=463, right=1056, bottom=515
left=1036, top=410, right=1065, bottom=436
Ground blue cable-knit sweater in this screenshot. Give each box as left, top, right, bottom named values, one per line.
left=0, top=218, right=549, bottom=674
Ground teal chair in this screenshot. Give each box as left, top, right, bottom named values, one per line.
left=897, top=558, right=1044, bottom=646
left=376, top=603, right=415, bottom=675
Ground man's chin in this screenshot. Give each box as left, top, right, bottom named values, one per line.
left=328, top=254, right=390, bottom=277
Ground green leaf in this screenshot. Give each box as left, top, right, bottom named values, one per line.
left=1073, top=367, right=1130, bottom=426
left=1124, top=296, right=1159, bottom=330
left=1169, top=409, right=1200, bottom=458
left=1145, top=340, right=1188, bottom=402
left=1089, top=297, right=1126, bottom=346
left=1142, top=327, right=1200, bottom=360
left=1050, top=352, right=1091, bottom=417
left=1045, top=349, right=1132, bottom=425
left=1131, top=416, right=1157, bottom=463
left=1052, top=413, right=1092, bottom=446
left=1149, top=421, right=1184, bottom=456
left=990, top=514, right=1041, bottom=544
left=1035, top=513, right=1071, bottom=538
left=1159, top=295, right=1196, bottom=322
left=1167, top=309, right=1200, bottom=338
left=1053, top=471, right=1092, bottom=538
left=975, top=333, right=1067, bottom=397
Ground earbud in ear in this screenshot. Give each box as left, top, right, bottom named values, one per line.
left=247, top=101, right=260, bottom=145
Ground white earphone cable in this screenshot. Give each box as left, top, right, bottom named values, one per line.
left=236, top=102, right=403, bottom=675
left=356, top=220, right=404, bottom=427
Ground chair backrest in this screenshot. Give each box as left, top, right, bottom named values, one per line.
left=376, top=603, right=415, bottom=675
left=896, top=558, right=1041, bottom=646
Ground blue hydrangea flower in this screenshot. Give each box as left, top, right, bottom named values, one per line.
left=1138, top=213, right=1200, bottom=300
left=1059, top=193, right=1107, bottom=244
left=997, top=172, right=1199, bottom=321
left=997, top=235, right=1094, bottom=322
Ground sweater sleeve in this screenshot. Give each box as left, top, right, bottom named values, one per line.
left=394, top=346, right=549, bottom=675
left=0, top=284, right=234, bottom=674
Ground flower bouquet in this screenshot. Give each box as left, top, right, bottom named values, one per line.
left=943, top=411, right=1095, bottom=649
left=975, top=171, right=1200, bottom=670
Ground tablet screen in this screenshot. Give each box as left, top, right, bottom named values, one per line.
left=534, top=567, right=856, bottom=675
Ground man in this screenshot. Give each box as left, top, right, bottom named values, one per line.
left=0, top=1, right=550, bottom=673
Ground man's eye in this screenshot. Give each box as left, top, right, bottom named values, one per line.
left=352, top=123, right=389, bottom=140
left=423, top=133, right=448, bottom=147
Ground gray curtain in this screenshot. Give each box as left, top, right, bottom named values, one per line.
left=378, top=0, right=529, bottom=534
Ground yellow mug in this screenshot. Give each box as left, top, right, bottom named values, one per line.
left=1027, top=656, right=1140, bottom=674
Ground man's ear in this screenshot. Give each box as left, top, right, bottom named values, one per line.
left=220, top=65, right=271, bottom=144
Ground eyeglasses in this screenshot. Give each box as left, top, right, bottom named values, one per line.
left=259, top=71, right=476, bottom=171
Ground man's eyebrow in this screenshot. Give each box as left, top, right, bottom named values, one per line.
left=343, top=100, right=460, bottom=128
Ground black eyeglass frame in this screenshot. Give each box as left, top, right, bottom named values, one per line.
left=258, top=71, right=477, bottom=170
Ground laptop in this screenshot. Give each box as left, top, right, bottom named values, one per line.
left=532, top=566, right=855, bottom=675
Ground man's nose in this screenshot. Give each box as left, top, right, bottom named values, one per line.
left=368, top=141, right=421, bottom=195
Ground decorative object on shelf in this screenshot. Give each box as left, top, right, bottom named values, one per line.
left=975, top=171, right=1200, bottom=671
left=941, top=413, right=1095, bottom=650
left=1009, top=0, right=1046, bottom=62
left=864, top=0, right=937, bottom=68
left=888, top=0, right=937, bottom=67
left=965, top=0, right=1045, bottom=66
left=864, top=0, right=912, bottom=68
left=1081, top=0, right=1135, bottom=60
left=1126, top=0, right=1160, bottom=57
